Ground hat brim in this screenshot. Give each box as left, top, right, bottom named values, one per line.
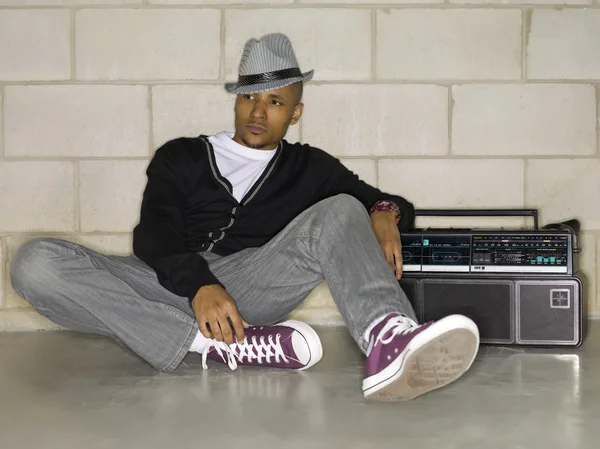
left=225, top=70, right=314, bottom=95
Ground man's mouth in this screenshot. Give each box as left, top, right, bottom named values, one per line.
left=247, top=124, right=267, bottom=134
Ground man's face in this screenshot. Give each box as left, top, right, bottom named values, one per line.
left=233, top=83, right=303, bottom=151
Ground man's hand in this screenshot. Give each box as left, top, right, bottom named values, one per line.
left=371, top=211, right=403, bottom=280
left=191, top=284, right=249, bottom=345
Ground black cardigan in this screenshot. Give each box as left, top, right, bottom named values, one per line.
left=132, top=135, right=415, bottom=302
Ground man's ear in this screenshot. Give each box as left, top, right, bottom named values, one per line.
left=290, top=103, right=304, bottom=125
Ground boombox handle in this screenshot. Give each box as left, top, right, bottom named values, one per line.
left=414, top=208, right=539, bottom=231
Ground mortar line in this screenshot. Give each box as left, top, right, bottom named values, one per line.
left=374, top=159, right=380, bottom=188
left=5, top=79, right=599, bottom=86
left=447, top=86, right=453, bottom=155
left=0, top=232, right=133, bottom=237
left=148, top=87, right=154, bottom=155
left=594, top=238, right=599, bottom=313
left=371, top=8, right=377, bottom=81
left=522, top=158, right=528, bottom=209
left=75, top=162, right=80, bottom=233
left=595, top=84, right=600, bottom=156
left=1, top=236, right=6, bottom=309
left=521, top=8, right=530, bottom=81
left=70, top=8, right=76, bottom=81
left=219, top=8, right=226, bottom=83
left=2, top=157, right=150, bottom=162
left=2, top=5, right=599, bottom=10
left=305, top=154, right=598, bottom=160
left=0, top=85, right=4, bottom=159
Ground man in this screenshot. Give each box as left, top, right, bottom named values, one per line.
left=10, top=33, right=479, bottom=402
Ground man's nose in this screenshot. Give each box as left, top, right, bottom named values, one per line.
left=250, top=102, right=267, bottom=118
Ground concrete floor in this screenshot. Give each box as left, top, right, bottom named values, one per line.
left=1, top=324, right=599, bottom=449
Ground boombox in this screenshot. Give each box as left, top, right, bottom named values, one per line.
left=398, top=209, right=587, bottom=347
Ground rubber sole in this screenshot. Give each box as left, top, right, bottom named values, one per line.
left=363, top=315, right=480, bottom=402
left=275, top=320, right=324, bottom=370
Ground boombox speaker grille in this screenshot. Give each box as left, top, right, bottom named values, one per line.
left=420, top=279, right=514, bottom=344
left=516, top=280, right=579, bottom=345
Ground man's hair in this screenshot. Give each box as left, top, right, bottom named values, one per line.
left=291, top=81, right=303, bottom=105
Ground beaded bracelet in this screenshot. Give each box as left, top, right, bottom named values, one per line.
left=369, top=200, right=400, bottom=224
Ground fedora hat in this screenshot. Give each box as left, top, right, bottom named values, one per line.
left=225, top=33, right=314, bottom=95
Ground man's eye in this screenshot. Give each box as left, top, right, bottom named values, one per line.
left=272, top=100, right=281, bottom=106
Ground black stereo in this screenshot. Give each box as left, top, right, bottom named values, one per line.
left=399, top=209, right=586, bottom=347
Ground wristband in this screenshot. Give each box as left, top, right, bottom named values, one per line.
left=369, top=200, right=400, bottom=224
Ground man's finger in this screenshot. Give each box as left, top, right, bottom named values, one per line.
left=198, top=315, right=212, bottom=339
left=394, top=242, right=403, bottom=279
left=386, top=248, right=396, bottom=273
left=213, top=307, right=234, bottom=344
left=208, top=315, right=223, bottom=342
left=383, top=243, right=394, bottom=265
left=227, top=309, right=246, bottom=342
left=394, top=253, right=403, bottom=279
left=219, top=313, right=234, bottom=345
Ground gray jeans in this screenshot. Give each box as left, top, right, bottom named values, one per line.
left=10, top=194, right=417, bottom=372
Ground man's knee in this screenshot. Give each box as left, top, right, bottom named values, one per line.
left=321, top=193, right=365, bottom=211
left=9, top=237, right=71, bottom=300
left=322, top=194, right=368, bottom=222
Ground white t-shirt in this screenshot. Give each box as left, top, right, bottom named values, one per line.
left=208, top=131, right=277, bottom=203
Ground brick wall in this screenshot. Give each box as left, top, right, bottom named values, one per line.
left=0, top=1, right=599, bottom=330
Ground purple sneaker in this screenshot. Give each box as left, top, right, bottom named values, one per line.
left=201, top=320, right=323, bottom=371
left=362, top=313, right=479, bottom=401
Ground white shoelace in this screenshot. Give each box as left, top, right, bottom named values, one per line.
left=201, top=333, right=288, bottom=370
left=376, top=316, right=419, bottom=346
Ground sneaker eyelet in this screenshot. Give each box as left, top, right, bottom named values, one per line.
left=394, top=348, right=398, bottom=353
left=387, top=355, right=391, bottom=360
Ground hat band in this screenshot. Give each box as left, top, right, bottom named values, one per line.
left=236, top=67, right=303, bottom=87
